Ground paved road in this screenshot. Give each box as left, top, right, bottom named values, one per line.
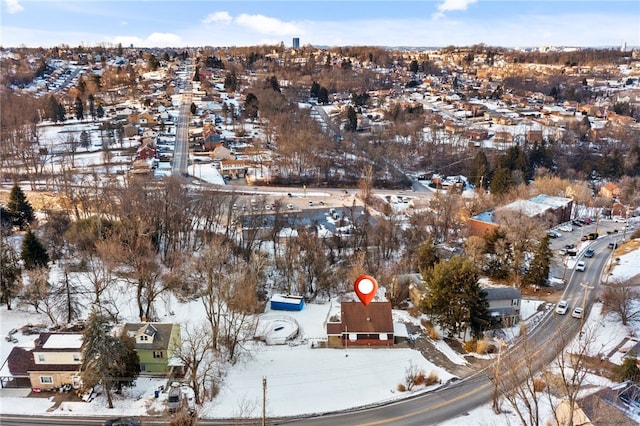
left=274, top=234, right=615, bottom=425
left=172, top=65, right=193, bottom=176
left=0, top=233, right=621, bottom=426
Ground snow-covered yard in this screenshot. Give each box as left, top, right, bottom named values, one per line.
left=1, top=246, right=639, bottom=424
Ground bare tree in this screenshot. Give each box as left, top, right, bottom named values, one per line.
left=601, top=278, right=640, bottom=325
left=491, top=336, right=545, bottom=424
left=171, top=322, right=223, bottom=405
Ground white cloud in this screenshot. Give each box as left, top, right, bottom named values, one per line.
left=235, top=13, right=302, bottom=36
left=433, top=0, right=477, bottom=19
left=4, top=0, right=24, bottom=14
left=120, top=21, right=128, bottom=27
left=111, top=33, right=181, bottom=48
left=202, top=11, right=232, bottom=25
left=438, top=0, right=477, bottom=12
left=146, top=32, right=181, bottom=46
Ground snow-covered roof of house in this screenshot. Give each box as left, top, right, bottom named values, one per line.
left=40, top=333, right=83, bottom=350
left=528, top=194, right=572, bottom=209
left=497, top=199, right=550, bottom=217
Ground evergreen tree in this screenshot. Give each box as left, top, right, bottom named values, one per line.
left=310, top=81, right=320, bottom=99
left=21, top=229, right=50, bottom=270
left=613, top=353, right=640, bottom=383
left=244, top=93, right=259, bottom=120
left=74, top=96, right=84, bottom=120
left=268, top=75, right=281, bottom=93
left=345, top=106, right=358, bottom=131
left=467, top=285, right=490, bottom=339
left=415, top=237, right=439, bottom=273
left=422, top=256, right=486, bottom=339
left=469, top=150, right=490, bottom=189
left=80, top=130, right=91, bottom=149
left=192, top=66, right=200, bottom=81
left=7, top=184, right=35, bottom=230
left=88, top=94, right=95, bottom=120
left=490, top=167, right=512, bottom=196
left=223, top=71, right=238, bottom=92
left=81, top=310, right=139, bottom=408
left=0, top=240, right=22, bottom=310
left=318, top=87, right=329, bottom=104
left=56, top=101, right=66, bottom=122
left=522, top=234, right=553, bottom=288
left=96, top=104, right=105, bottom=119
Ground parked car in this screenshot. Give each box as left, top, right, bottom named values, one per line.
left=572, top=307, right=584, bottom=319
left=586, top=232, right=598, bottom=240
left=608, top=242, right=619, bottom=249
left=104, top=418, right=141, bottom=426
left=559, top=224, right=573, bottom=232
left=584, top=248, right=594, bottom=258
left=167, top=386, right=183, bottom=413
left=571, top=220, right=582, bottom=227
left=547, top=230, right=561, bottom=238
left=576, top=261, right=586, bottom=271
left=556, top=300, right=569, bottom=315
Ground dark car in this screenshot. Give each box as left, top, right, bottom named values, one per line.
left=584, top=248, right=594, bottom=258
left=571, top=220, right=582, bottom=227
left=608, top=242, right=619, bottom=249
left=104, top=418, right=141, bottom=426
left=586, top=232, right=598, bottom=240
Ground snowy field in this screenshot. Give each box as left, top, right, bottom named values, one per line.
left=0, top=246, right=638, bottom=423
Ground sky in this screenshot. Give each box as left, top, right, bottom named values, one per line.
left=1, top=0, right=639, bottom=49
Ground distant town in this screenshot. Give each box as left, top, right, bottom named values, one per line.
left=1, top=40, right=640, bottom=425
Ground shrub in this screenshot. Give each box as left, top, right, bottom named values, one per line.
left=533, top=378, right=546, bottom=392
left=408, top=306, right=420, bottom=317
left=476, top=339, right=497, bottom=355
left=519, top=323, right=528, bottom=336
left=424, top=371, right=439, bottom=386
left=463, top=339, right=477, bottom=353
left=423, top=320, right=440, bottom=340
left=413, top=370, right=426, bottom=386
left=397, top=383, right=406, bottom=392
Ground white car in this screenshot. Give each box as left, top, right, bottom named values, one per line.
left=575, top=261, right=586, bottom=272
left=556, top=300, right=569, bottom=315
left=572, top=307, right=584, bottom=319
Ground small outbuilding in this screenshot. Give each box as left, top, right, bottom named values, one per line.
left=270, top=294, right=305, bottom=312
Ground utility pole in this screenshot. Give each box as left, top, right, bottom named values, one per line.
left=492, top=338, right=505, bottom=414
left=262, top=377, right=267, bottom=426
left=579, top=283, right=594, bottom=331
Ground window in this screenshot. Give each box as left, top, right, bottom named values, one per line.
left=140, top=335, right=148, bottom=342
left=512, top=299, right=519, bottom=306
left=40, top=376, right=53, bottom=384
left=38, top=355, right=45, bottom=362
left=140, top=364, right=146, bottom=372
left=73, top=354, right=80, bottom=361
left=153, top=351, right=164, bottom=359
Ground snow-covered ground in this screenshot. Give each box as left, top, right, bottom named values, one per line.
left=1, top=247, right=638, bottom=423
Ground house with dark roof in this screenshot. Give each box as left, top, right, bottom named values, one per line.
left=122, top=323, right=181, bottom=375
left=484, top=287, right=522, bottom=327
left=5, top=332, right=84, bottom=391
left=326, top=302, right=394, bottom=348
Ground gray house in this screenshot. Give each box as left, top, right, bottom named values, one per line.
left=484, top=287, right=522, bottom=327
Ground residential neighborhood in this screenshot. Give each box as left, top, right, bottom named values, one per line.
left=1, top=4, right=640, bottom=425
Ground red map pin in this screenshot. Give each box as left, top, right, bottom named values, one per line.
left=354, top=275, right=378, bottom=306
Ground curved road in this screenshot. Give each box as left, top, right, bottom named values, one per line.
left=279, top=235, right=613, bottom=425
left=0, top=235, right=620, bottom=426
